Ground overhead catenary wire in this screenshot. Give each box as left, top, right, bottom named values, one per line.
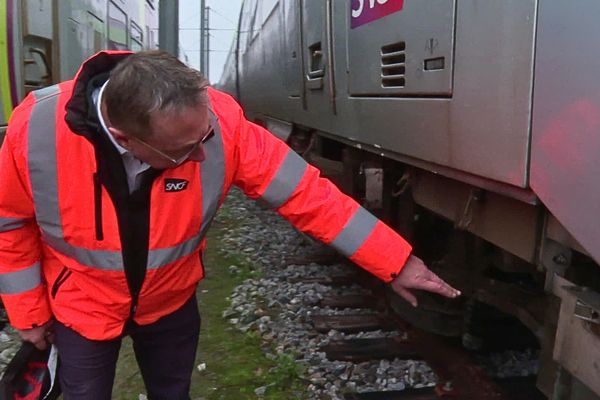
left=183, top=50, right=233, bottom=53
left=179, top=0, right=243, bottom=82
left=179, top=28, right=245, bottom=32
left=207, top=7, right=238, bottom=25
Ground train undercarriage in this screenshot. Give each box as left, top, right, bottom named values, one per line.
left=283, top=126, right=600, bottom=400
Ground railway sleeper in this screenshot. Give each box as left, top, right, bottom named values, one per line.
left=343, top=376, right=545, bottom=400
left=311, top=314, right=397, bottom=334
left=344, top=387, right=440, bottom=400
left=319, top=294, right=381, bottom=310
left=320, top=336, right=420, bottom=362
left=316, top=280, right=542, bottom=399
left=287, top=274, right=361, bottom=286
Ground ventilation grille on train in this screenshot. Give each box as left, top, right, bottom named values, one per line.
left=381, top=41, right=406, bottom=88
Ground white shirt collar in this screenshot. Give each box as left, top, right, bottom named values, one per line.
left=95, top=79, right=128, bottom=156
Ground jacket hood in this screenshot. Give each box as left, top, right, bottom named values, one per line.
left=64, top=51, right=133, bottom=139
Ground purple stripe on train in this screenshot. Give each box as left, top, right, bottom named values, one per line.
left=351, top=0, right=404, bottom=29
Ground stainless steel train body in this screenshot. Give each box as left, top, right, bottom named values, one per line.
left=221, top=1, right=600, bottom=398
left=0, top=0, right=159, bottom=134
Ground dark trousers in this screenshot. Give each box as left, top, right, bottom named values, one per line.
left=53, top=295, right=201, bottom=400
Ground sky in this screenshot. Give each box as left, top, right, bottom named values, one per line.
left=178, top=0, right=243, bottom=84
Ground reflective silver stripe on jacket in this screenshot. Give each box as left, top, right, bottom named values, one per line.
left=199, top=110, right=225, bottom=239
left=0, top=217, right=28, bottom=232
left=260, top=149, right=308, bottom=208
left=29, top=86, right=123, bottom=269
left=330, top=207, right=378, bottom=257
left=28, top=88, right=225, bottom=271
left=0, top=262, right=41, bottom=295
left=28, top=86, right=123, bottom=269
left=147, top=111, right=224, bottom=269
left=147, top=233, right=203, bottom=270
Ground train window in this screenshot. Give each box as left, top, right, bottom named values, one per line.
left=87, top=12, right=105, bottom=53
left=108, top=1, right=128, bottom=50
left=238, top=0, right=254, bottom=52
left=260, top=0, right=279, bottom=26
left=146, top=26, right=158, bottom=50
left=130, top=21, right=143, bottom=52
left=247, top=0, right=278, bottom=41
left=250, top=0, right=261, bottom=41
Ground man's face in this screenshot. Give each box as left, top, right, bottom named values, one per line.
left=126, top=104, right=212, bottom=169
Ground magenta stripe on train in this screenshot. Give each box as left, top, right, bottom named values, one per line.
left=351, top=0, right=404, bottom=29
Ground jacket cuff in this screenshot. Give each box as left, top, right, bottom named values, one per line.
left=1, top=286, right=53, bottom=329
left=348, top=221, right=412, bottom=283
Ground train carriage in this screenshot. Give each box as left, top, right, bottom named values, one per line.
left=0, top=0, right=159, bottom=139
left=220, top=1, right=600, bottom=398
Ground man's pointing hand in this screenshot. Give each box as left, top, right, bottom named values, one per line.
left=391, top=255, right=461, bottom=307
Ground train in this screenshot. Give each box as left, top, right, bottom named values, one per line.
left=0, top=0, right=159, bottom=139
left=219, top=1, right=600, bottom=398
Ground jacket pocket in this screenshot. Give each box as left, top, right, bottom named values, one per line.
left=51, top=266, right=72, bottom=299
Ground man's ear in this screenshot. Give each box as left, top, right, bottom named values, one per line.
left=108, top=126, right=131, bottom=149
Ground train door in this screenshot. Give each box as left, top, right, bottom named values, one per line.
left=300, top=0, right=336, bottom=114
left=282, top=0, right=301, bottom=99
left=144, top=0, right=159, bottom=50
left=55, top=1, right=106, bottom=81
left=22, top=0, right=53, bottom=94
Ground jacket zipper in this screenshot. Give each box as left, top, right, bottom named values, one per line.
left=93, top=172, right=104, bottom=241
left=130, top=298, right=138, bottom=318
left=51, top=266, right=72, bottom=299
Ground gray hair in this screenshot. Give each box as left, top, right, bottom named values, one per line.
left=104, top=50, right=209, bottom=138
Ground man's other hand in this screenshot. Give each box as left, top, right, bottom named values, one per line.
left=17, top=321, right=54, bottom=350
left=391, top=255, right=461, bottom=307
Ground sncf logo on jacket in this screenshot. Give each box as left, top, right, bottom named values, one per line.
left=164, top=179, right=189, bottom=192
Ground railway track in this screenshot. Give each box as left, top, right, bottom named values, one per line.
left=221, top=189, right=545, bottom=399
left=309, top=272, right=544, bottom=400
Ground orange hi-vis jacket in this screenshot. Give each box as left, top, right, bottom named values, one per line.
left=0, top=51, right=412, bottom=340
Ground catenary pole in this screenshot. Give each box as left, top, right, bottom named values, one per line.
left=159, top=0, right=179, bottom=56
left=205, top=6, right=210, bottom=81
left=200, top=0, right=206, bottom=73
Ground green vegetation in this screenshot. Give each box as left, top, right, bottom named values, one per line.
left=112, top=209, right=307, bottom=399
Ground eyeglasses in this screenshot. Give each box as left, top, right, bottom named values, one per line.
left=131, top=124, right=214, bottom=166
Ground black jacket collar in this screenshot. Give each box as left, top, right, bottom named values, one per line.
left=64, top=51, right=132, bottom=140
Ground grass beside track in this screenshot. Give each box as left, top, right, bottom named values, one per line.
left=112, top=205, right=307, bottom=399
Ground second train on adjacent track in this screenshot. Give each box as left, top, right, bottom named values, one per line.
left=0, top=0, right=159, bottom=138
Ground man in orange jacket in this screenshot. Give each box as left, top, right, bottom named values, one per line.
left=0, top=51, right=459, bottom=399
